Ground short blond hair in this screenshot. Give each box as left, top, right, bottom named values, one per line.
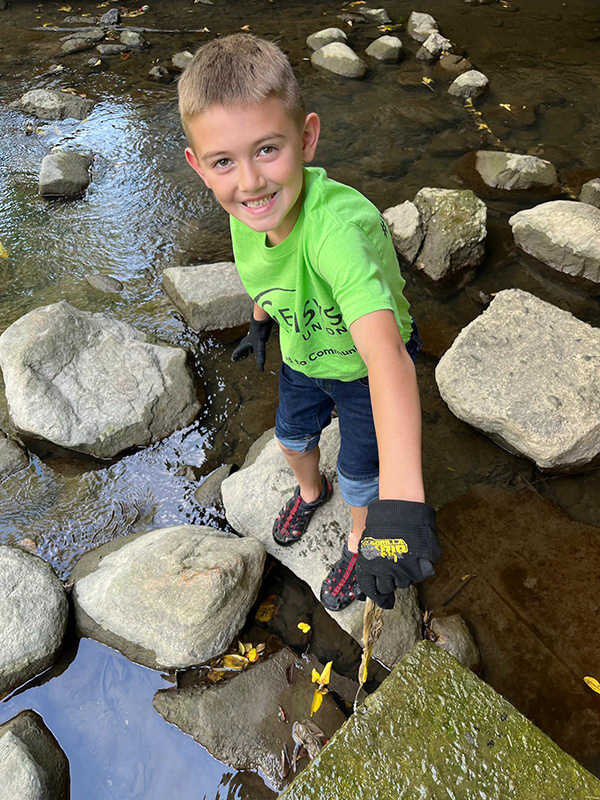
left=178, top=34, right=306, bottom=141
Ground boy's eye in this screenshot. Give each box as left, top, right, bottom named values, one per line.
left=259, top=145, right=277, bottom=156
left=214, top=158, right=231, bottom=169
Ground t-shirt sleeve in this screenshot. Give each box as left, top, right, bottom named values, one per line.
left=315, top=222, right=397, bottom=329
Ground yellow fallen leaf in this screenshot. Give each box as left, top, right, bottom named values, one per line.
left=297, top=622, right=311, bottom=634
left=0, top=242, right=9, bottom=258
left=255, top=594, right=280, bottom=622
left=477, top=123, right=490, bottom=131
left=422, top=77, right=433, bottom=85
left=222, top=653, right=248, bottom=670
left=320, top=661, right=333, bottom=686
left=310, top=689, right=324, bottom=716
left=584, top=676, right=600, bottom=695
left=464, top=97, right=474, bottom=108
left=247, top=648, right=259, bottom=662
left=58, top=5, right=72, bottom=10
left=240, top=24, right=251, bottom=30
left=499, top=103, right=513, bottom=111
left=311, top=668, right=321, bottom=684
left=207, top=669, right=223, bottom=682
left=348, top=1, right=366, bottom=5
left=238, top=640, right=245, bottom=655
left=97, top=1, right=109, bottom=5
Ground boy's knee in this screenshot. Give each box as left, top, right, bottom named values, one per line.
left=277, top=433, right=320, bottom=456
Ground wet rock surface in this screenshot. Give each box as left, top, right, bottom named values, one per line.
left=0, top=430, right=28, bottom=482
left=280, top=643, right=600, bottom=799
left=193, top=464, right=234, bottom=507
left=436, top=289, right=600, bottom=472
left=365, top=35, right=402, bottom=62
left=39, top=152, right=92, bottom=198
left=306, top=27, right=347, bottom=51
left=0, top=710, right=70, bottom=800
left=222, top=422, right=422, bottom=667
left=162, top=263, right=253, bottom=331
left=579, top=178, right=600, bottom=208
left=448, top=69, right=489, bottom=98
left=0, top=546, right=68, bottom=695
left=153, top=647, right=346, bottom=792
left=428, top=610, right=481, bottom=672
left=9, top=88, right=93, bottom=120
left=0, top=301, right=201, bottom=458
left=475, top=151, right=559, bottom=191
left=383, top=200, right=424, bottom=263
left=71, top=525, right=265, bottom=670
left=509, top=200, right=600, bottom=290
left=407, top=11, right=439, bottom=42
left=310, top=42, right=367, bottom=78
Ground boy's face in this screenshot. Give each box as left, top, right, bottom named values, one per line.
left=185, top=96, right=320, bottom=246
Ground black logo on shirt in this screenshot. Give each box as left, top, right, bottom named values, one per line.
left=379, top=214, right=389, bottom=238
left=254, top=288, right=349, bottom=343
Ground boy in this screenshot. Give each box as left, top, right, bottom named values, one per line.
left=178, top=34, right=441, bottom=611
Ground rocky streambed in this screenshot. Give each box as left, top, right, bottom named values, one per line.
left=1, top=0, right=600, bottom=797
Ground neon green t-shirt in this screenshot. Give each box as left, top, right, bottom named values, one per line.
left=230, top=166, right=413, bottom=380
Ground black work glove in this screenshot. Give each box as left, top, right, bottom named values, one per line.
left=231, top=313, right=274, bottom=372
left=356, top=500, right=441, bottom=610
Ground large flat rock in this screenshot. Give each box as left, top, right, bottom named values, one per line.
left=0, top=547, right=68, bottom=696
left=280, top=642, right=600, bottom=799
left=221, top=422, right=422, bottom=667
left=153, top=647, right=346, bottom=792
left=0, top=301, right=201, bottom=458
left=435, top=289, right=600, bottom=472
left=9, top=88, right=93, bottom=120
left=162, top=262, right=253, bottom=331
left=71, top=525, right=265, bottom=670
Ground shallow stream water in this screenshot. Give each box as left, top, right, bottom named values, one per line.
left=1, top=0, right=599, bottom=795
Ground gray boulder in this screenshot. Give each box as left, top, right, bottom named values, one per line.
left=475, top=151, right=558, bottom=191
left=429, top=611, right=481, bottom=672
left=412, top=188, right=487, bottom=287
left=39, top=152, right=92, bottom=198
left=365, top=35, right=402, bottom=62
left=162, top=263, right=253, bottom=331
left=306, top=27, right=347, bottom=51
left=579, top=178, right=600, bottom=208
left=221, top=422, right=422, bottom=668
left=0, top=547, right=68, bottom=696
left=509, top=201, right=600, bottom=291
left=9, top=89, right=94, bottom=121
left=100, top=8, right=120, bottom=25
left=61, top=38, right=95, bottom=54
left=96, top=43, right=128, bottom=55
left=0, top=301, right=201, bottom=459
left=153, top=647, right=346, bottom=792
left=0, top=431, right=28, bottom=482
left=0, top=711, right=69, bottom=800
left=71, top=526, right=265, bottom=670
left=310, top=42, right=367, bottom=79
left=448, top=69, right=489, bottom=98
left=407, top=11, right=439, bottom=42
left=172, top=50, right=194, bottom=70
left=383, top=201, right=424, bottom=263
left=194, top=464, right=234, bottom=507
left=120, top=30, right=147, bottom=48
left=417, top=32, right=453, bottom=60
left=435, top=289, right=600, bottom=472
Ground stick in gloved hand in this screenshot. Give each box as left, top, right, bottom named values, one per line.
left=231, top=311, right=274, bottom=372
left=355, top=499, right=441, bottom=610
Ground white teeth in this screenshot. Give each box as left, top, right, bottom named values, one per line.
left=243, top=193, right=275, bottom=208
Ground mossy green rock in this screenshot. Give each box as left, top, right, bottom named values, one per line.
left=280, top=642, right=600, bottom=800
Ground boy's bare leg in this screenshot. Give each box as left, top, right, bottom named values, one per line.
left=278, top=443, right=323, bottom=503
left=348, top=506, right=367, bottom=553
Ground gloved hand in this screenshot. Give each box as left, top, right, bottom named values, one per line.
left=231, top=313, right=274, bottom=372
left=356, top=499, right=441, bottom=610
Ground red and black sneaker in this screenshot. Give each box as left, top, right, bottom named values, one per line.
left=272, top=474, right=333, bottom=547
left=320, top=544, right=363, bottom=611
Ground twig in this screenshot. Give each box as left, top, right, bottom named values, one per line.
left=31, top=26, right=211, bottom=34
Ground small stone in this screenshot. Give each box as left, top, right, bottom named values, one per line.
left=448, top=69, right=489, bottom=98
left=149, top=65, right=171, bottom=82
left=437, top=53, right=473, bottom=75
left=310, top=42, right=367, bottom=79
left=383, top=201, right=423, bottom=263
left=60, top=28, right=105, bottom=42
left=61, top=37, right=96, bottom=54
left=86, top=274, right=124, bottom=293
left=429, top=612, right=481, bottom=672
left=96, top=43, right=128, bottom=55
left=172, top=50, right=194, bottom=70
left=365, top=35, right=402, bottom=62
left=100, top=8, right=120, bottom=25
left=407, top=11, right=439, bottom=42
left=417, top=32, right=453, bottom=60
left=120, top=30, right=147, bottom=48
left=358, top=7, right=391, bottom=24
left=306, top=27, right=347, bottom=51
left=579, top=178, right=600, bottom=208
left=39, top=151, right=92, bottom=198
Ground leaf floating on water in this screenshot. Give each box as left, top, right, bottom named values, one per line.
left=310, top=690, right=324, bottom=717
left=222, top=653, right=248, bottom=670
left=421, top=77, right=435, bottom=92
left=584, top=676, right=600, bottom=695
left=464, top=97, right=474, bottom=108
left=255, top=594, right=280, bottom=622
left=0, top=242, right=9, bottom=259
left=120, top=53, right=131, bottom=60
left=297, top=622, right=311, bottom=634
left=499, top=103, right=513, bottom=111
left=58, top=4, right=73, bottom=10
left=97, top=1, right=110, bottom=6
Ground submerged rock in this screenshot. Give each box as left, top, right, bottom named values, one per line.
left=407, top=11, right=438, bottom=42
left=448, top=69, right=489, bottom=98
left=509, top=200, right=600, bottom=291
left=579, top=178, right=600, bottom=208
left=306, top=27, right=347, bottom=51
left=39, top=151, right=92, bottom=198
left=71, top=526, right=265, bottom=670
left=365, top=35, right=402, bottom=62
left=162, top=263, right=253, bottom=331
left=153, top=647, right=346, bottom=792
left=9, top=89, right=94, bottom=121
left=221, top=422, right=422, bottom=668
left=0, top=301, right=201, bottom=458
left=0, top=546, right=68, bottom=695
left=0, top=711, right=70, bottom=800
left=86, top=273, right=124, bottom=293
left=0, top=431, right=28, bottom=482
left=280, top=642, right=600, bottom=799
left=96, top=43, right=128, bottom=55
left=310, top=42, right=367, bottom=78
left=120, top=30, right=147, bottom=48
left=412, top=188, right=487, bottom=289
left=475, top=151, right=558, bottom=191
left=438, top=53, right=473, bottom=75
left=435, top=289, right=600, bottom=472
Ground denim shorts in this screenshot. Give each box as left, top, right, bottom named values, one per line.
left=275, top=321, right=421, bottom=507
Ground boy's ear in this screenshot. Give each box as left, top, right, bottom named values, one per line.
left=185, top=146, right=209, bottom=187
left=301, top=112, right=320, bottom=163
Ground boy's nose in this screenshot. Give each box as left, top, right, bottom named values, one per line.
left=238, top=161, right=267, bottom=194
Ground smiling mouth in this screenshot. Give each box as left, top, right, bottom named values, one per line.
left=242, top=192, right=277, bottom=209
